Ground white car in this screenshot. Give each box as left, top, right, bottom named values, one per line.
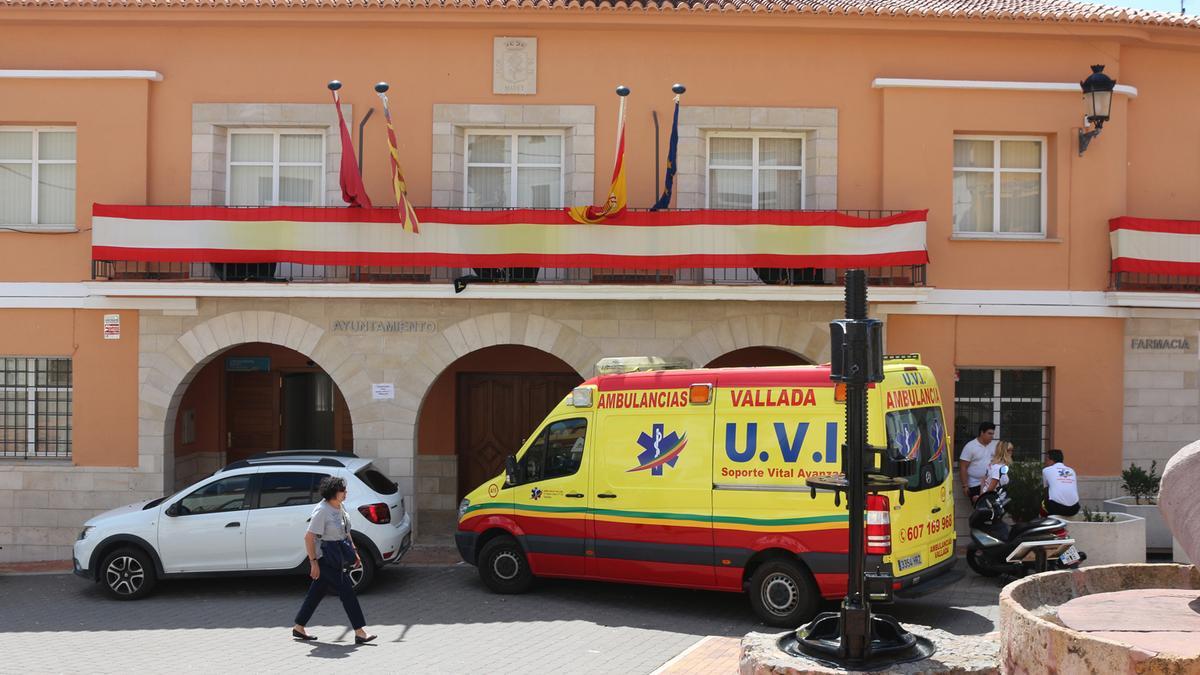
left=73, top=452, right=412, bottom=600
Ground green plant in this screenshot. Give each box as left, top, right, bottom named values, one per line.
left=1005, top=460, right=1046, bottom=523
left=1121, top=460, right=1161, bottom=505
left=1081, top=506, right=1116, bottom=523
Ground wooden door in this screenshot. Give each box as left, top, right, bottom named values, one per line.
left=225, top=371, right=279, bottom=463
left=456, top=373, right=581, bottom=499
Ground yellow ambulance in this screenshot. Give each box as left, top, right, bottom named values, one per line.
left=456, top=355, right=956, bottom=625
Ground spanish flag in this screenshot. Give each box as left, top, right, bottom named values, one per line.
left=376, top=85, right=419, bottom=234
left=568, top=90, right=628, bottom=224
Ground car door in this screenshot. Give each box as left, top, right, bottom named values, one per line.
left=512, top=416, right=592, bottom=577
left=157, top=472, right=255, bottom=573
left=245, top=471, right=330, bottom=570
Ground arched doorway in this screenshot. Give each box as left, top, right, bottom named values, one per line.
left=705, top=346, right=811, bottom=369
left=171, top=342, right=353, bottom=489
left=415, top=344, right=582, bottom=541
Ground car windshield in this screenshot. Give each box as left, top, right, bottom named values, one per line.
left=884, top=406, right=951, bottom=491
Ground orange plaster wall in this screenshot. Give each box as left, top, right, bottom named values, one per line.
left=418, top=345, right=579, bottom=456
left=887, top=314, right=1123, bottom=476
left=0, top=22, right=1191, bottom=290
left=0, top=79, right=149, bottom=282
left=0, top=309, right=138, bottom=466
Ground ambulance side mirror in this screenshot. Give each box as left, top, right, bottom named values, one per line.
left=504, top=455, right=519, bottom=486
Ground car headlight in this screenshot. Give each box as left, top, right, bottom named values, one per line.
left=77, top=526, right=94, bottom=541
left=457, top=498, right=470, bottom=521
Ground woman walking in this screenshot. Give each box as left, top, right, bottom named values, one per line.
left=292, top=476, right=377, bottom=644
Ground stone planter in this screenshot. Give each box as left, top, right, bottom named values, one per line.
left=1105, top=496, right=1172, bottom=550
left=1066, top=511, right=1147, bottom=567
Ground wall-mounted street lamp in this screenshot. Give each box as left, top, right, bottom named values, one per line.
left=1079, top=64, right=1116, bottom=156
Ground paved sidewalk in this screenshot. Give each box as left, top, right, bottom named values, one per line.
left=0, top=561, right=1004, bottom=674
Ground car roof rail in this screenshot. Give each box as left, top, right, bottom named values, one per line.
left=221, top=457, right=350, bottom=471
left=247, top=450, right=359, bottom=459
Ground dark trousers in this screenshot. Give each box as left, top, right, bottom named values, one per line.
left=294, top=556, right=366, bottom=630
left=1045, top=499, right=1080, bottom=517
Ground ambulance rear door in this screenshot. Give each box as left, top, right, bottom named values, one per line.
left=878, top=372, right=954, bottom=578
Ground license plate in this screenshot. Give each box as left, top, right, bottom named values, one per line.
left=897, top=553, right=923, bottom=572
left=1059, top=545, right=1081, bottom=566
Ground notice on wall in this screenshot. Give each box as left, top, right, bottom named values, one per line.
left=372, top=383, right=396, bottom=401
left=493, top=37, right=537, bottom=95
left=1128, top=336, right=1194, bottom=354
left=103, top=314, right=121, bottom=340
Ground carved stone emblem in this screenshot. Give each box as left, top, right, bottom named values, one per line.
left=493, top=37, right=537, bottom=95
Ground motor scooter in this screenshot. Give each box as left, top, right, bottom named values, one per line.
left=965, top=489, right=1086, bottom=577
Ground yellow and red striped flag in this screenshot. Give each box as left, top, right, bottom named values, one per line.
left=568, top=88, right=628, bottom=224
left=375, top=85, right=419, bottom=234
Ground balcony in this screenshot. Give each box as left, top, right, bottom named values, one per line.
left=1110, top=216, right=1200, bottom=293
left=91, top=206, right=929, bottom=289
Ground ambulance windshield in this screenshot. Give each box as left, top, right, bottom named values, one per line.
left=884, top=406, right=951, bottom=491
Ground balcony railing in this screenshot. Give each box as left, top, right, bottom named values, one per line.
left=1110, top=216, right=1200, bottom=293
left=91, top=206, right=929, bottom=288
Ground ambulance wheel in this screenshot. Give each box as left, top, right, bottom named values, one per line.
left=478, top=536, right=533, bottom=594
left=749, top=560, right=818, bottom=627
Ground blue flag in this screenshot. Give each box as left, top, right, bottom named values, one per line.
left=650, top=97, right=680, bottom=211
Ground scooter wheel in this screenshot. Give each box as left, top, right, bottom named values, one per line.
left=966, top=546, right=1000, bottom=577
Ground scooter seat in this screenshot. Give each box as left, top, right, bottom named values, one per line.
left=1009, top=518, right=1059, bottom=538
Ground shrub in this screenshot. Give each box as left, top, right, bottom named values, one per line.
left=1081, top=506, right=1116, bottom=523
left=1005, top=460, right=1046, bottom=523
left=1121, top=460, right=1160, bottom=505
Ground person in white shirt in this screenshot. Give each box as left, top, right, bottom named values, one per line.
left=980, top=441, right=1013, bottom=495
left=958, top=422, right=997, bottom=503
left=1042, top=448, right=1080, bottom=517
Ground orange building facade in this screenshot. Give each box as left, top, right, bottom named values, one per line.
left=2, top=1, right=1200, bottom=562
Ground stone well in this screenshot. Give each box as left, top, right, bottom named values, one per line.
left=1000, top=563, right=1200, bottom=674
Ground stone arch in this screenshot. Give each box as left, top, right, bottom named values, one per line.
left=671, top=315, right=831, bottom=369
left=137, top=311, right=358, bottom=492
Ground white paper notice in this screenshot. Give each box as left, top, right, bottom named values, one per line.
left=103, top=314, right=121, bottom=340
left=372, top=383, right=395, bottom=400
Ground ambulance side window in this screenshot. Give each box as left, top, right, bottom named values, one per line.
left=518, top=418, right=587, bottom=484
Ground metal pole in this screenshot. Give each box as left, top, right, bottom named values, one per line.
left=652, top=110, right=661, bottom=198
left=841, top=269, right=869, bottom=660
left=357, top=107, right=375, bottom=175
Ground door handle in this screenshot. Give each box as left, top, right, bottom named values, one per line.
left=225, top=521, right=240, bottom=528
left=565, top=492, right=584, bottom=499
left=931, top=507, right=942, bottom=514
left=597, top=493, right=617, bottom=499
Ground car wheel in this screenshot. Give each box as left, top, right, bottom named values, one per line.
left=349, top=550, right=377, bottom=594
left=748, top=559, right=818, bottom=627
left=477, top=536, right=533, bottom=594
left=100, top=547, right=157, bottom=600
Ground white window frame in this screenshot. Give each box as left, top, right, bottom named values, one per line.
left=952, top=135, right=1048, bottom=239
left=705, top=131, right=806, bottom=210
left=463, top=129, right=566, bottom=208
left=225, top=128, right=326, bottom=207
left=0, top=126, right=77, bottom=229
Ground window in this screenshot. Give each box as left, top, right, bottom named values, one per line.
left=953, top=136, right=1046, bottom=237
left=464, top=131, right=563, bottom=208
left=0, top=128, right=76, bottom=229
left=517, top=418, right=587, bottom=484
left=885, top=405, right=951, bottom=491
left=227, top=130, right=325, bottom=207
left=257, top=472, right=328, bottom=509
left=706, top=133, right=804, bottom=210
left=176, top=475, right=251, bottom=515
left=954, top=368, right=1050, bottom=462
left=0, top=357, right=72, bottom=459
left=356, top=465, right=398, bottom=496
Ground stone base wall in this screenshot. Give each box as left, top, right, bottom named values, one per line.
left=416, top=454, right=458, bottom=543
left=173, top=451, right=223, bottom=490
left=1123, top=318, right=1200, bottom=469
left=0, top=463, right=161, bottom=563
